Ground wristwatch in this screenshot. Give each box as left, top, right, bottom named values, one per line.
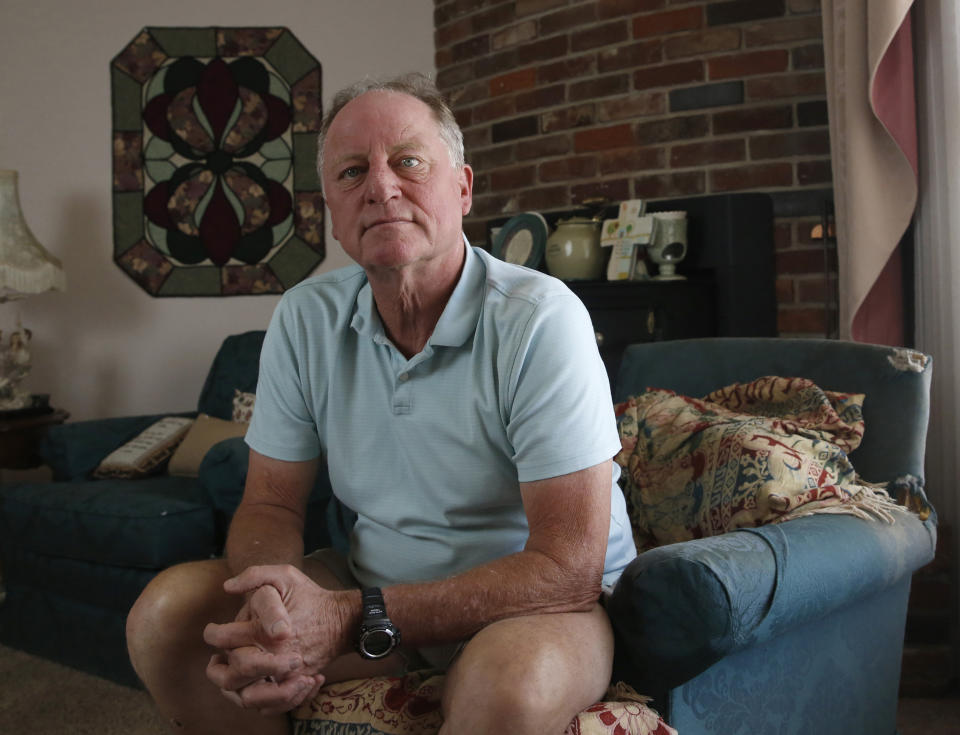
left=357, top=587, right=400, bottom=659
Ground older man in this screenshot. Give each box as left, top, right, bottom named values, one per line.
left=126, top=73, right=636, bottom=735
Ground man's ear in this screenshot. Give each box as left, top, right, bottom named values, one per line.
left=459, top=164, right=474, bottom=216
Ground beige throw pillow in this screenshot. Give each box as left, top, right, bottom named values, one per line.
left=94, top=417, right=194, bottom=479
left=168, top=413, right=249, bottom=477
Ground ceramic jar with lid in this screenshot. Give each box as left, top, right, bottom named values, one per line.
left=545, top=217, right=605, bottom=281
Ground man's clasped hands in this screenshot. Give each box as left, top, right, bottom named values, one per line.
left=203, top=565, right=345, bottom=715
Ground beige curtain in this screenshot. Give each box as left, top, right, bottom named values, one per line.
left=914, top=0, right=960, bottom=669
left=822, top=0, right=918, bottom=343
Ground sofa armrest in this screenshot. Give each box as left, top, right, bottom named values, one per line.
left=198, top=436, right=250, bottom=522
left=198, top=438, right=354, bottom=554
left=607, top=511, right=936, bottom=693
left=38, top=413, right=195, bottom=481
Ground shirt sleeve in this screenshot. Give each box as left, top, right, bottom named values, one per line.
left=505, top=290, right=621, bottom=483
left=245, top=295, right=323, bottom=462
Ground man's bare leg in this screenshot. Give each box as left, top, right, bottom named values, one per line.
left=126, top=557, right=403, bottom=735
left=439, top=603, right=614, bottom=735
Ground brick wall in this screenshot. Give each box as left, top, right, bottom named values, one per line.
left=433, top=0, right=837, bottom=337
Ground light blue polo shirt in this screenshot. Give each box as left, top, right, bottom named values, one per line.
left=246, top=242, right=636, bottom=589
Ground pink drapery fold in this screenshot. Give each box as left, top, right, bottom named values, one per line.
left=822, top=0, right=919, bottom=344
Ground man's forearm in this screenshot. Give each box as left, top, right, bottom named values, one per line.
left=336, top=546, right=604, bottom=652
left=383, top=464, right=612, bottom=649
left=225, top=502, right=307, bottom=577
left=225, top=451, right=318, bottom=576
left=329, top=463, right=612, bottom=654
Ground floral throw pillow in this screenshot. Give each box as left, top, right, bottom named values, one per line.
left=293, top=671, right=443, bottom=735
left=614, top=376, right=907, bottom=551
left=232, top=389, right=256, bottom=423
left=291, top=672, right=675, bottom=735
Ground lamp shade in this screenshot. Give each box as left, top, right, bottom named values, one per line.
left=0, top=169, right=66, bottom=302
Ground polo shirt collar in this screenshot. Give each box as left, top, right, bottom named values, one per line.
left=430, top=237, right=483, bottom=347
left=350, top=237, right=483, bottom=349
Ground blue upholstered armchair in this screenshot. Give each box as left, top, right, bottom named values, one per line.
left=606, top=338, right=937, bottom=735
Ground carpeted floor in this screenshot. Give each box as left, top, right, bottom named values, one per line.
left=0, top=644, right=167, bottom=734
left=1, top=642, right=958, bottom=734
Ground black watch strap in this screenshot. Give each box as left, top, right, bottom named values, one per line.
left=361, top=587, right=389, bottom=622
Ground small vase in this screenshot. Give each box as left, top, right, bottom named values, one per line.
left=545, top=217, right=604, bottom=281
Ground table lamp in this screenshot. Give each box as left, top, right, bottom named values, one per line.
left=0, top=170, right=66, bottom=411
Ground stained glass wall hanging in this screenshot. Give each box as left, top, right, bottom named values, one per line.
left=111, top=27, right=324, bottom=296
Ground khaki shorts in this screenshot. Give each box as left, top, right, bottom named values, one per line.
left=307, top=548, right=466, bottom=671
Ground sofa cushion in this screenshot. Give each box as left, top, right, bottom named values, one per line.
left=168, top=414, right=248, bottom=477
left=37, top=413, right=193, bottom=482
left=0, top=476, right=216, bottom=569
left=93, top=416, right=194, bottom=479
left=291, top=672, right=677, bottom=735
left=612, top=338, right=932, bottom=487
left=0, top=587, right=140, bottom=688
left=0, top=545, right=156, bottom=613
left=614, top=376, right=906, bottom=551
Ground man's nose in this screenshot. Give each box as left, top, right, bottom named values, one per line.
left=365, top=162, right=401, bottom=204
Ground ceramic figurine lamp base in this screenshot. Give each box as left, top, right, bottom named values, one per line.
left=648, top=212, right=687, bottom=280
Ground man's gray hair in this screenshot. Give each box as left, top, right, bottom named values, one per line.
left=316, top=72, right=465, bottom=178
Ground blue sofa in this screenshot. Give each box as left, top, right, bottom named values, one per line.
left=0, top=333, right=936, bottom=735
left=0, top=331, right=345, bottom=687
left=606, top=338, right=937, bottom=735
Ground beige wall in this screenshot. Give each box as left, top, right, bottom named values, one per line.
left=0, top=0, right=434, bottom=423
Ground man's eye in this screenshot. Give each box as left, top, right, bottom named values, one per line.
left=400, top=157, right=421, bottom=168
left=340, top=166, right=362, bottom=180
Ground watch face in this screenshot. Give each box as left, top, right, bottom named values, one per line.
left=362, top=629, right=395, bottom=658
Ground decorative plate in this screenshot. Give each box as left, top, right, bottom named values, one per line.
left=110, top=27, right=324, bottom=296
left=492, top=212, right=549, bottom=270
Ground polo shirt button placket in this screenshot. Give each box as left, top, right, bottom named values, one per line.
left=393, top=371, right=412, bottom=414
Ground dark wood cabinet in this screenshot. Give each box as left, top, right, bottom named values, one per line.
left=645, top=193, right=777, bottom=339
left=488, top=193, right=777, bottom=381
left=568, top=279, right=717, bottom=381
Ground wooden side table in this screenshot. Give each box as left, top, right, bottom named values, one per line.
left=0, top=409, right=69, bottom=470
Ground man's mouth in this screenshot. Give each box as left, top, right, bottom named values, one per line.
left=364, top=218, right=411, bottom=233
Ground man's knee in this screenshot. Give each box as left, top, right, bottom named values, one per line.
left=442, top=608, right=614, bottom=734
left=126, top=560, right=233, bottom=668
left=443, top=648, right=575, bottom=733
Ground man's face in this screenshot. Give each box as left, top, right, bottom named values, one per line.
left=321, top=90, right=473, bottom=274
